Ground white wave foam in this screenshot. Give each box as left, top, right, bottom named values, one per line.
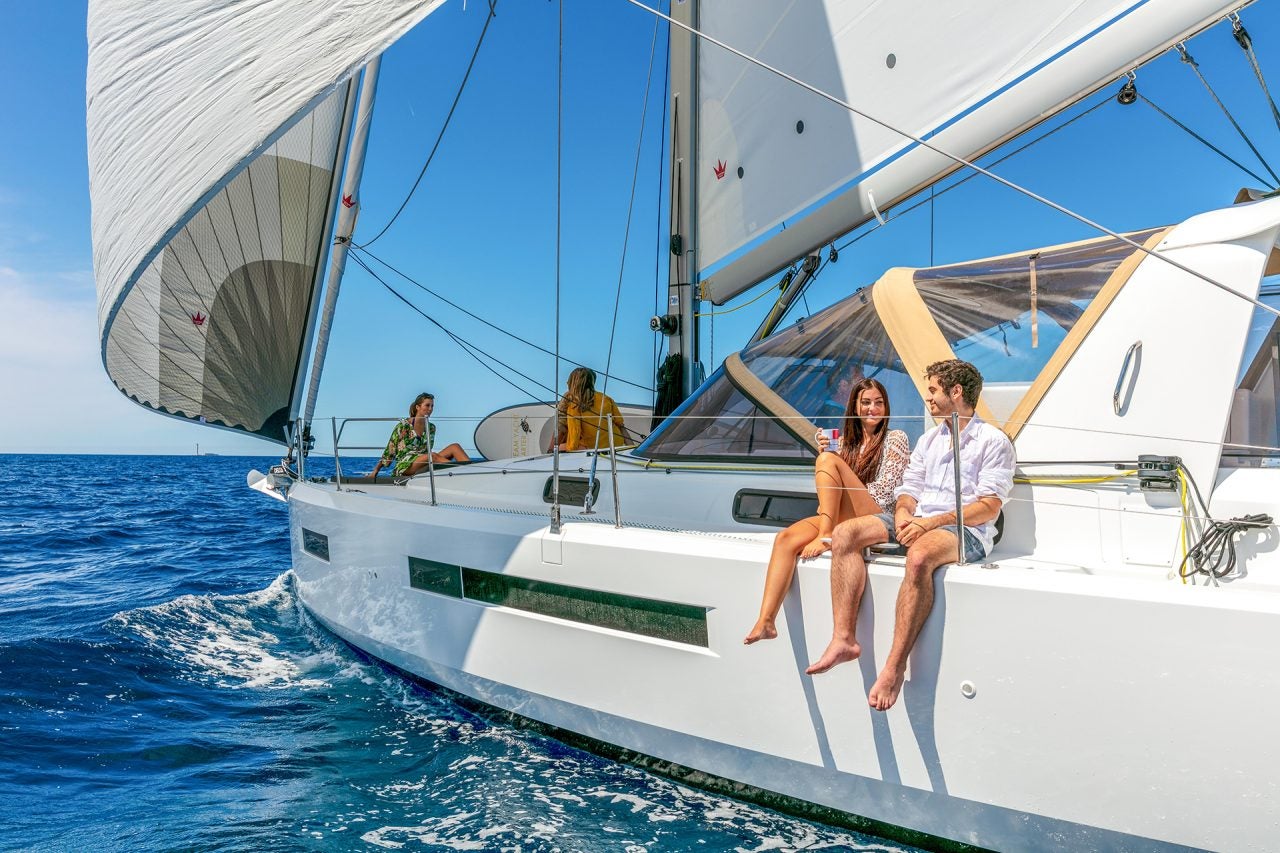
left=108, top=571, right=352, bottom=690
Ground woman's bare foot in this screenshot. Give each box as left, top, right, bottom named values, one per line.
left=743, top=619, right=777, bottom=644
left=868, top=666, right=906, bottom=711
left=804, top=638, right=861, bottom=674
left=799, top=536, right=831, bottom=559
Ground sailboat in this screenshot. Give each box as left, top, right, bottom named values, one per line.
left=88, top=0, right=1280, bottom=849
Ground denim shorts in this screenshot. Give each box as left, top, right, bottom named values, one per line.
left=872, top=512, right=987, bottom=563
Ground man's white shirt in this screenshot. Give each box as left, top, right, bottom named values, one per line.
left=893, top=414, right=1016, bottom=554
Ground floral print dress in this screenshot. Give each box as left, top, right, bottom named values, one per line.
left=378, top=419, right=436, bottom=475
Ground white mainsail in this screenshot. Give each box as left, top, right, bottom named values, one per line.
left=87, top=0, right=444, bottom=439
left=697, top=0, right=1247, bottom=303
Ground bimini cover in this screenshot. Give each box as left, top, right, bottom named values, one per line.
left=87, top=0, right=444, bottom=441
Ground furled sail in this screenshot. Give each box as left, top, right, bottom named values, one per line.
left=88, top=0, right=444, bottom=441
left=698, top=0, right=1246, bottom=303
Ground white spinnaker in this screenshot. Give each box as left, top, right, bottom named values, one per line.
left=88, top=0, right=445, bottom=439
left=697, top=0, right=1245, bottom=303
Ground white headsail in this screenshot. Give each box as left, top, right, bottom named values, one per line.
left=697, top=0, right=1247, bottom=303
left=88, top=0, right=444, bottom=440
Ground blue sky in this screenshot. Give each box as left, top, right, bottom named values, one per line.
left=3, top=1, right=1280, bottom=455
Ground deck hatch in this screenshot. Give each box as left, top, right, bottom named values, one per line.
left=542, top=476, right=601, bottom=506
left=733, top=489, right=818, bottom=528
left=301, top=528, right=330, bottom=561
left=408, top=556, right=464, bottom=598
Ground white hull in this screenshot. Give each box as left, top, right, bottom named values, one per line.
left=287, top=197, right=1280, bottom=850
left=287, top=454, right=1280, bottom=852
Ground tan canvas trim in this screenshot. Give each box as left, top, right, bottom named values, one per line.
left=1004, top=227, right=1173, bottom=440
left=871, top=268, right=1001, bottom=428
left=920, top=229, right=1156, bottom=269
left=723, top=351, right=820, bottom=453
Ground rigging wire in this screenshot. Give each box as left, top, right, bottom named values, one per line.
left=652, top=9, right=671, bottom=406
left=350, top=245, right=652, bottom=392
left=1176, top=41, right=1280, bottom=186
left=1230, top=12, right=1280, bottom=137
left=835, top=96, right=1113, bottom=254
left=623, top=0, right=1280, bottom=322
left=358, top=0, right=499, bottom=249
left=350, top=252, right=555, bottom=403
left=1136, top=91, right=1275, bottom=188
left=552, top=0, right=563, bottom=527
left=601, top=12, right=662, bottom=402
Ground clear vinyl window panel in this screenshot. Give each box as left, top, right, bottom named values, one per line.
left=1224, top=292, right=1280, bottom=467
left=740, top=289, right=926, bottom=442
left=913, top=230, right=1160, bottom=384
left=638, top=367, right=812, bottom=460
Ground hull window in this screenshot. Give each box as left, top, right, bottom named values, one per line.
left=407, top=557, right=709, bottom=647
left=733, top=489, right=818, bottom=528
left=301, top=528, right=329, bottom=561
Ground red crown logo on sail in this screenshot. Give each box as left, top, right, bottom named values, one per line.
left=342, top=194, right=355, bottom=208
left=191, top=312, right=206, bottom=326
left=713, top=160, right=727, bottom=180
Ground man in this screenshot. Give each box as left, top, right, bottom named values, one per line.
left=805, top=359, right=1015, bottom=712
left=813, top=364, right=865, bottom=428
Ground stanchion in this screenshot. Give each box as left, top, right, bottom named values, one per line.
left=951, top=411, right=966, bottom=565
left=608, top=413, right=622, bottom=528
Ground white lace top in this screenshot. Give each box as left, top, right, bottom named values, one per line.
left=847, top=429, right=911, bottom=512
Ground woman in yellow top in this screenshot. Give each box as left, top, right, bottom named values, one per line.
left=551, top=367, right=627, bottom=452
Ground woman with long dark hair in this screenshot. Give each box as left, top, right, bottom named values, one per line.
left=744, top=377, right=910, bottom=644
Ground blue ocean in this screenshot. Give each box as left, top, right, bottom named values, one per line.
left=0, top=454, right=918, bottom=852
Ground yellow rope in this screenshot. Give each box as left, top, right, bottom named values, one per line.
left=693, top=279, right=782, bottom=318
left=1014, top=470, right=1136, bottom=485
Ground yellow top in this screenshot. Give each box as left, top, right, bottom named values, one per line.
left=564, top=391, right=626, bottom=451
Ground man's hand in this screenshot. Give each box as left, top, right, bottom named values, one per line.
left=898, top=513, right=944, bottom=547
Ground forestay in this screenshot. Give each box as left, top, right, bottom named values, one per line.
left=697, top=0, right=1243, bottom=302
left=87, top=0, right=444, bottom=440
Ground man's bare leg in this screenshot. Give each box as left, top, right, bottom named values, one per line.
left=869, top=529, right=959, bottom=710
left=806, top=517, right=887, bottom=674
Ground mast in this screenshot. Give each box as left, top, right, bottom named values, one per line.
left=664, top=0, right=700, bottom=401
left=302, top=57, right=383, bottom=425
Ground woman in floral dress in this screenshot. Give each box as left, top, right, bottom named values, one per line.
left=371, top=392, right=471, bottom=478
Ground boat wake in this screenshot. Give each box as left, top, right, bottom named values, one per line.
left=102, top=574, right=914, bottom=851
left=106, top=571, right=357, bottom=690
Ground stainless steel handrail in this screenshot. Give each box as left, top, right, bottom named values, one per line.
left=331, top=417, right=343, bottom=491
left=1113, top=340, right=1142, bottom=415
left=608, top=413, right=622, bottom=528
left=426, top=422, right=437, bottom=506
left=951, top=411, right=966, bottom=566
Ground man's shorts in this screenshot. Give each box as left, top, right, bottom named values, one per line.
left=871, top=512, right=987, bottom=563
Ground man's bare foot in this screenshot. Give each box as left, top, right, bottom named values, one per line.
left=868, top=667, right=906, bottom=711
left=743, top=619, right=777, bottom=645
left=805, top=639, right=861, bottom=674
left=799, top=536, right=832, bottom=559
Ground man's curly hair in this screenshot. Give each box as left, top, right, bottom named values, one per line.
left=925, top=359, right=983, bottom=408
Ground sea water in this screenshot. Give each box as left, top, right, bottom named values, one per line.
left=0, top=454, right=919, bottom=852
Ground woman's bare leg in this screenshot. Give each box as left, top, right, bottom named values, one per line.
left=803, top=454, right=862, bottom=558
left=404, top=454, right=432, bottom=476
left=745, top=518, right=817, bottom=644
left=433, top=443, right=471, bottom=463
